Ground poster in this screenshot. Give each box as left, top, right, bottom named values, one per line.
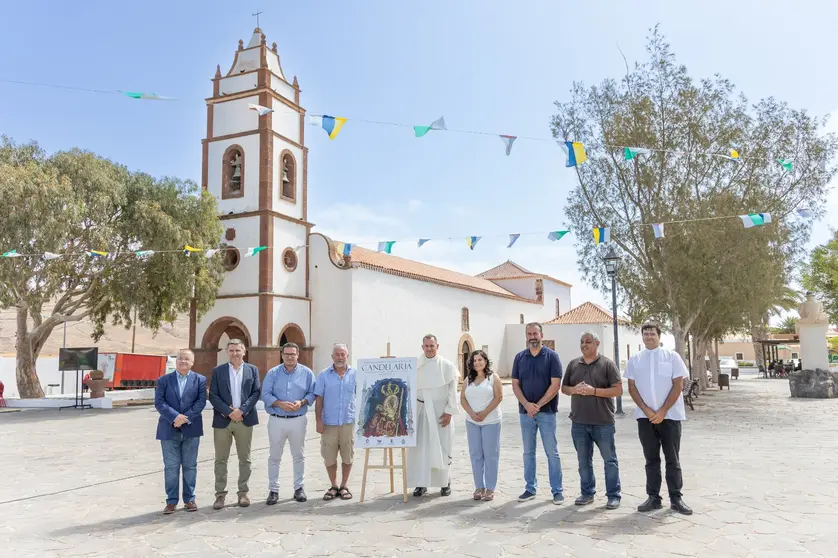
left=354, top=357, right=417, bottom=449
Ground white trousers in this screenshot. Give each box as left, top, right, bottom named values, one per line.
left=267, top=415, right=307, bottom=492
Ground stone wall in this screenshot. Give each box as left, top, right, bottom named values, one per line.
left=789, top=369, right=838, bottom=399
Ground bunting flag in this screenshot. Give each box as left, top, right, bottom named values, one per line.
left=561, top=141, right=588, bottom=167
left=414, top=117, right=446, bottom=137
left=337, top=242, right=353, bottom=256
left=244, top=246, right=267, bottom=257
left=248, top=103, right=274, bottom=116
left=417, top=239, right=430, bottom=248
left=377, top=241, right=395, bottom=254
left=777, top=158, right=793, bottom=172
left=652, top=223, right=665, bottom=239
left=593, top=227, right=610, bottom=245
left=88, top=250, right=108, bottom=257
left=723, top=148, right=741, bottom=161
left=43, top=252, right=61, bottom=260
left=2, top=250, right=20, bottom=258
left=321, top=115, right=348, bottom=139
left=500, top=135, right=517, bottom=156
left=205, top=249, right=219, bottom=258
left=739, top=214, right=772, bottom=228
left=796, top=208, right=812, bottom=218
left=122, top=92, right=175, bottom=101
left=183, top=245, right=202, bottom=255
left=467, top=236, right=481, bottom=250
left=624, top=147, right=652, bottom=161
left=135, top=250, right=155, bottom=258
left=507, top=234, right=521, bottom=248
left=547, top=230, right=569, bottom=242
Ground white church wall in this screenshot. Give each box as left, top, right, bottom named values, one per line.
left=216, top=217, right=261, bottom=296
left=207, top=135, right=260, bottom=213
left=271, top=110, right=301, bottom=144
left=272, top=141, right=305, bottom=221
left=229, top=49, right=262, bottom=77
left=309, top=234, right=353, bottom=373
left=486, top=278, right=571, bottom=324
left=195, top=297, right=259, bottom=349
left=271, top=78, right=296, bottom=102
left=489, top=277, right=534, bottom=299
left=348, top=268, right=537, bottom=377
left=503, top=323, right=613, bottom=376
left=218, top=73, right=258, bottom=96
left=213, top=95, right=260, bottom=138
left=272, top=297, right=311, bottom=346
left=542, top=281, right=572, bottom=320
left=271, top=220, right=308, bottom=297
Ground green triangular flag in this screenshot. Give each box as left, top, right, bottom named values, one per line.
left=414, top=125, right=432, bottom=137
left=624, top=147, right=652, bottom=161
left=377, top=241, right=395, bottom=254
left=777, top=158, right=793, bottom=172
left=244, top=246, right=267, bottom=257
left=2, top=250, right=19, bottom=257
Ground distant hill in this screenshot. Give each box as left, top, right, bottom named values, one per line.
left=0, top=305, right=190, bottom=357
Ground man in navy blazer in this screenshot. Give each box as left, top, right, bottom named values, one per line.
left=209, top=339, right=261, bottom=510
left=154, top=349, right=207, bottom=514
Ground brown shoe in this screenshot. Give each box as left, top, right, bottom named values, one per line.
left=213, top=495, right=225, bottom=510
left=162, top=504, right=176, bottom=515
left=184, top=501, right=198, bottom=512
left=238, top=494, right=250, bottom=507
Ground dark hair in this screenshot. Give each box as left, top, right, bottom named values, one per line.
left=641, top=322, right=662, bottom=336
left=466, top=350, right=493, bottom=384
left=281, top=342, right=299, bottom=355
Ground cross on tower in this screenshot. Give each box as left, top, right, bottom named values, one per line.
left=252, top=10, right=263, bottom=27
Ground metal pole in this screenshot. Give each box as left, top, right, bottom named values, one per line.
left=131, top=307, right=137, bottom=353
left=61, top=321, right=67, bottom=394
left=611, top=274, right=623, bottom=415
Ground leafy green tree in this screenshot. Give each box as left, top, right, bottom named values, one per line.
left=550, top=26, right=836, bottom=359
left=0, top=136, right=224, bottom=398
left=772, top=316, right=799, bottom=334
left=804, top=229, right=838, bottom=324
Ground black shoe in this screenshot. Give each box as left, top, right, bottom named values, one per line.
left=637, top=496, right=663, bottom=512
left=670, top=498, right=693, bottom=515
left=574, top=494, right=594, bottom=506
left=606, top=497, right=621, bottom=510
left=266, top=491, right=279, bottom=505
left=294, top=488, right=307, bottom=502
left=413, top=487, right=427, bottom=497
left=440, top=484, right=451, bottom=497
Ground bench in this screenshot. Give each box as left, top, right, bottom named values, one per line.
left=683, top=378, right=700, bottom=410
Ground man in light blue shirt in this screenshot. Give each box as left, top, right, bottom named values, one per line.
left=314, top=343, right=357, bottom=501
left=261, top=342, right=315, bottom=504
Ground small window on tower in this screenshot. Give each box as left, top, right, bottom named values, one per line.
left=282, top=247, right=298, bottom=272
left=222, top=247, right=240, bottom=271
left=280, top=151, right=296, bottom=202
left=555, top=298, right=561, bottom=317
left=461, top=307, right=470, bottom=332
left=222, top=145, right=245, bottom=199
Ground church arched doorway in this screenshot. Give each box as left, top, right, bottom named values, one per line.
left=277, top=323, right=312, bottom=369
left=201, top=317, right=253, bottom=368
left=457, top=334, right=475, bottom=381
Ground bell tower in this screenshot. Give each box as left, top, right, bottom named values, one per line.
left=191, top=27, right=313, bottom=379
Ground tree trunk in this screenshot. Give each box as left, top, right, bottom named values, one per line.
left=750, top=318, right=769, bottom=368
left=707, top=338, right=720, bottom=383
left=693, top=337, right=709, bottom=392
left=15, top=306, right=45, bottom=399
left=671, top=316, right=688, bottom=360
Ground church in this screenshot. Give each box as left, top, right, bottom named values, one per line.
left=190, top=27, right=640, bottom=380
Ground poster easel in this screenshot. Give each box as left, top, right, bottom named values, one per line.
left=359, top=342, right=409, bottom=503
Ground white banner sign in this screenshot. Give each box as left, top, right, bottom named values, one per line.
left=354, top=357, right=417, bottom=449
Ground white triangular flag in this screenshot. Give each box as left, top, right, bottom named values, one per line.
left=248, top=103, right=274, bottom=116
left=43, top=252, right=61, bottom=260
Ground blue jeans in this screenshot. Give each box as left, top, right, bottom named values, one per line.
left=466, top=421, right=501, bottom=491
left=571, top=422, right=620, bottom=499
left=519, top=412, right=563, bottom=495
left=161, top=432, right=200, bottom=505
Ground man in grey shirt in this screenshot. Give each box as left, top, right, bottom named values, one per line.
left=560, top=331, right=623, bottom=509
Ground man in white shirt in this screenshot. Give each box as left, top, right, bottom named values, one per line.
left=624, top=322, right=693, bottom=515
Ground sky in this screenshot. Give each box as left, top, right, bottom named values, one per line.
left=1, top=0, right=837, bottom=318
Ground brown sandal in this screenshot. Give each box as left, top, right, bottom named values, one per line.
left=338, top=486, right=353, bottom=500
left=482, top=490, right=495, bottom=501
left=473, top=489, right=485, bottom=500
left=323, top=486, right=339, bottom=500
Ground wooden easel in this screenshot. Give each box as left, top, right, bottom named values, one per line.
left=359, top=342, right=410, bottom=503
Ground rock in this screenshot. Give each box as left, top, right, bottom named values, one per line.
left=789, top=369, right=838, bottom=398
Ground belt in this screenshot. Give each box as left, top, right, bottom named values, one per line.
left=270, top=414, right=304, bottom=419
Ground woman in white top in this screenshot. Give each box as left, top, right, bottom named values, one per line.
left=460, top=350, right=503, bottom=501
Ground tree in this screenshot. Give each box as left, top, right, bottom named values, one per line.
left=0, top=136, right=224, bottom=398
left=550, top=26, right=837, bottom=360
left=804, top=229, right=838, bottom=324
left=772, top=316, right=799, bottom=334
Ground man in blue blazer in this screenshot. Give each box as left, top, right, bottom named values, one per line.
left=209, top=339, right=261, bottom=510
left=154, top=349, right=207, bottom=514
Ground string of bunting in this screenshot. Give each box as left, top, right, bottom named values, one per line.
left=0, top=78, right=804, bottom=170
left=0, top=209, right=812, bottom=261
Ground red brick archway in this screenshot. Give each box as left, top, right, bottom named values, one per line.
left=193, top=317, right=254, bottom=378
left=277, top=323, right=312, bottom=369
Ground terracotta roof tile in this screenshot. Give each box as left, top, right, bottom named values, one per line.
left=344, top=245, right=537, bottom=303
left=477, top=260, right=573, bottom=288
left=545, top=301, right=630, bottom=325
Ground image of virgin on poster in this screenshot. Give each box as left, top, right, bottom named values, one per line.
left=354, top=357, right=417, bottom=448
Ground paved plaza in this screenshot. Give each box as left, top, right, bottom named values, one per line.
left=2, top=371, right=837, bottom=557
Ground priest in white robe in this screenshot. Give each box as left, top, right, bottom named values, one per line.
left=407, top=334, right=459, bottom=497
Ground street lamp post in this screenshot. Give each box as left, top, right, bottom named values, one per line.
left=603, top=245, right=624, bottom=415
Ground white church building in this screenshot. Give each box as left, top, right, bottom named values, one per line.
left=190, top=27, right=640, bottom=380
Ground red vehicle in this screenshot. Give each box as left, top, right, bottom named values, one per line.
left=97, top=352, right=168, bottom=390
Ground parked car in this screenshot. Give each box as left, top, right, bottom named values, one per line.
left=719, top=358, right=739, bottom=379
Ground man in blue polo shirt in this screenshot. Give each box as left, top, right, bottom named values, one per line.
left=511, top=322, right=564, bottom=504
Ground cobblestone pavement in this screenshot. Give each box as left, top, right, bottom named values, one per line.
left=2, top=371, right=836, bottom=557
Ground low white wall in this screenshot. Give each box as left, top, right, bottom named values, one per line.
left=0, top=357, right=87, bottom=399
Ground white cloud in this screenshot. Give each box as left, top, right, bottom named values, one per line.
left=407, top=199, right=424, bottom=212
